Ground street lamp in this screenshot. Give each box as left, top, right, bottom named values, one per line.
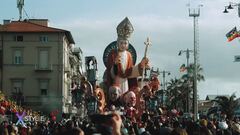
left=160, top=70, right=170, bottom=106
left=179, top=49, right=193, bottom=113
left=223, top=2, right=240, bottom=17
left=223, top=7, right=229, bottom=13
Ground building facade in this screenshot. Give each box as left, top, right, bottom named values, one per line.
left=0, top=19, right=83, bottom=115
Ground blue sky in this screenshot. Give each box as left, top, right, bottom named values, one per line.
left=1, top=0, right=240, bottom=100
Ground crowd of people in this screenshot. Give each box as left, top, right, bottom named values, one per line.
left=0, top=86, right=238, bottom=135
left=0, top=108, right=240, bottom=135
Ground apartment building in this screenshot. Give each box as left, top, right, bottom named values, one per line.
left=0, top=19, right=83, bottom=115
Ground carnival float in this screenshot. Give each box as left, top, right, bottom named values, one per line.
left=70, top=17, right=166, bottom=123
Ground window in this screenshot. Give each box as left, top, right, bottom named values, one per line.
left=13, top=49, right=23, bottom=64
left=14, top=35, right=23, bottom=42
left=40, top=36, right=48, bottom=43
left=39, top=80, right=48, bottom=96
left=12, top=80, right=23, bottom=94
left=11, top=79, right=24, bottom=106
left=38, top=50, right=49, bottom=69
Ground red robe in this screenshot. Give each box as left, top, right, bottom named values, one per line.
left=106, top=50, right=142, bottom=94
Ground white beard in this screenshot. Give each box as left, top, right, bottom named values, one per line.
left=119, top=51, right=128, bottom=73
left=118, top=51, right=128, bottom=94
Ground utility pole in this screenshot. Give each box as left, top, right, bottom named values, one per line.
left=189, top=6, right=201, bottom=121
left=179, top=49, right=193, bottom=113
left=159, top=70, right=170, bottom=106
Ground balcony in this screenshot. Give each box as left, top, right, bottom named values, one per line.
left=35, top=64, right=53, bottom=72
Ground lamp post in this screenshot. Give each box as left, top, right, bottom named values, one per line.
left=160, top=70, right=170, bottom=106
left=223, top=2, right=240, bottom=17
left=189, top=5, right=202, bottom=121
left=179, top=49, right=193, bottom=113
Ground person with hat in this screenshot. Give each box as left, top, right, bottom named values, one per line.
left=199, top=119, right=213, bottom=135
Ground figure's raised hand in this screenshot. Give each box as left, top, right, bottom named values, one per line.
left=140, top=57, right=150, bottom=69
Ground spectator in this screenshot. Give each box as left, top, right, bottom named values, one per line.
left=72, top=127, right=84, bottom=135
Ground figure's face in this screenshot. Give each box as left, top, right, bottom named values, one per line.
left=117, top=39, right=129, bottom=52
left=143, top=85, right=152, bottom=97
left=129, top=95, right=136, bottom=107
left=125, top=91, right=136, bottom=107
left=109, top=86, right=120, bottom=101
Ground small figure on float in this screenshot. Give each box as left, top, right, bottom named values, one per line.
left=123, top=91, right=137, bottom=121
left=149, top=76, right=160, bottom=93
left=108, top=85, right=123, bottom=108
left=94, top=87, right=106, bottom=113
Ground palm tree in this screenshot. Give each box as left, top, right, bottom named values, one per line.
left=181, top=63, right=204, bottom=111
left=166, top=78, right=179, bottom=108
left=212, top=93, right=239, bottom=120
left=166, top=78, right=186, bottom=110
left=177, top=78, right=191, bottom=112
left=181, top=63, right=205, bottom=82
left=165, top=64, right=204, bottom=111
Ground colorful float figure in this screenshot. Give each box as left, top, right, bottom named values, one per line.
left=103, top=17, right=150, bottom=109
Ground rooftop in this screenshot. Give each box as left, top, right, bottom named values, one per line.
left=0, top=19, right=74, bottom=44
left=206, top=95, right=230, bottom=100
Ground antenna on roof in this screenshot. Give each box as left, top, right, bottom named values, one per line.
left=17, top=0, right=24, bottom=21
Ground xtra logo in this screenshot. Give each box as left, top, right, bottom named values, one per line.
left=16, top=112, right=46, bottom=127
left=16, top=112, right=26, bottom=128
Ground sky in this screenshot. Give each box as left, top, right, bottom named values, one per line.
left=1, top=0, right=240, bottom=100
